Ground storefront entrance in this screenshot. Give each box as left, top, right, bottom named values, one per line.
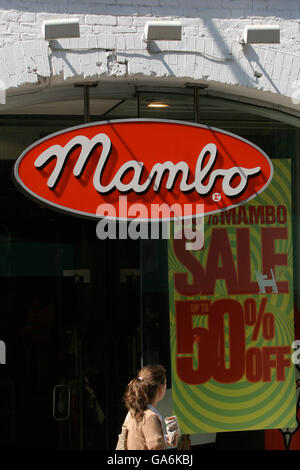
left=0, top=167, right=141, bottom=449
left=1, top=85, right=299, bottom=450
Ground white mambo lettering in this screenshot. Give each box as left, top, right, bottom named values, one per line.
left=34, top=133, right=261, bottom=197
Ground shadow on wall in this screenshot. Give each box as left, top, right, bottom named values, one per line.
left=2, top=0, right=299, bottom=20
left=241, top=45, right=282, bottom=94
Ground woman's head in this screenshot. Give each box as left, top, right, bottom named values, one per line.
left=123, top=364, right=167, bottom=421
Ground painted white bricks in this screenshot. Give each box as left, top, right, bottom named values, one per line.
left=0, top=0, right=298, bottom=110
left=86, top=15, right=117, bottom=26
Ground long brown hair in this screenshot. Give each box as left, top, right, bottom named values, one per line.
left=123, top=364, right=166, bottom=421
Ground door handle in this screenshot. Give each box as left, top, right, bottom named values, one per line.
left=53, top=384, right=70, bottom=421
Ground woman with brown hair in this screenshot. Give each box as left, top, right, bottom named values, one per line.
left=120, top=364, right=176, bottom=450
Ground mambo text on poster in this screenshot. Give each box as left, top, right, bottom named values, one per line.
left=13, top=119, right=273, bottom=221
left=168, top=159, right=295, bottom=434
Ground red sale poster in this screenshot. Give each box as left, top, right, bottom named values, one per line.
left=264, top=306, right=300, bottom=449
left=168, top=159, right=296, bottom=434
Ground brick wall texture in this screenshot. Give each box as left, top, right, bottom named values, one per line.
left=0, top=0, right=299, bottom=104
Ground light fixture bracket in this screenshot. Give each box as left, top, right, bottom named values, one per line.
left=241, top=25, right=280, bottom=44
left=43, top=19, right=80, bottom=40
left=144, top=21, right=182, bottom=41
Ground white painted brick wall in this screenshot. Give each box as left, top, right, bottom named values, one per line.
left=0, top=0, right=299, bottom=110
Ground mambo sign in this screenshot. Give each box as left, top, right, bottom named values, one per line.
left=14, top=119, right=273, bottom=221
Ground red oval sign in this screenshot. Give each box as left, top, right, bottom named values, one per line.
left=14, top=119, right=273, bottom=221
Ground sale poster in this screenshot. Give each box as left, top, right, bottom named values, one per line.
left=264, top=306, right=300, bottom=449
left=168, top=159, right=296, bottom=434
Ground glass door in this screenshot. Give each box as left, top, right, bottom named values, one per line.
left=0, top=156, right=142, bottom=449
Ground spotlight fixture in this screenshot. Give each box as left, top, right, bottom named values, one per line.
left=42, top=19, right=80, bottom=40
left=241, top=25, right=280, bottom=44
left=147, top=101, right=169, bottom=108
left=144, top=21, right=182, bottom=41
